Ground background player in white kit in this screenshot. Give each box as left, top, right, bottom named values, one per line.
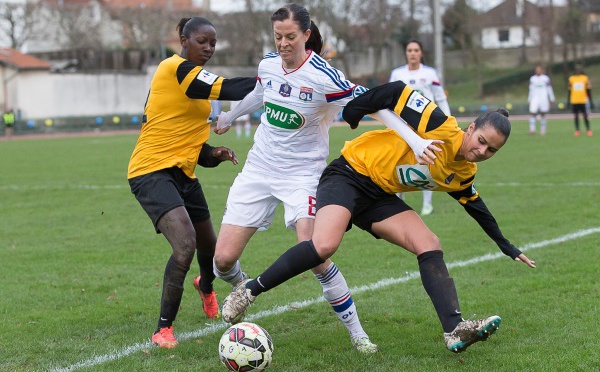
left=388, top=39, right=450, bottom=216
left=213, top=3, right=380, bottom=353
left=528, top=65, right=555, bottom=135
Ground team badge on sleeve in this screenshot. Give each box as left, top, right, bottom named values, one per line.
left=407, top=91, right=431, bottom=113
left=197, top=69, right=219, bottom=85
left=299, top=87, right=313, bottom=101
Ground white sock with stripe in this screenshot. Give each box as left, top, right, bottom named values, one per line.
left=315, top=262, right=368, bottom=339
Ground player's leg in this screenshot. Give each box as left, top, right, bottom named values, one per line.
left=191, top=218, right=221, bottom=319
left=214, top=171, right=276, bottom=288
left=296, top=218, right=378, bottom=353
left=529, top=114, right=537, bottom=134
left=235, top=121, right=242, bottom=137
left=540, top=113, right=547, bottom=135
left=421, top=190, right=433, bottom=215
left=153, top=206, right=198, bottom=347
left=222, top=205, right=349, bottom=323
left=582, top=109, right=591, bottom=133
left=573, top=105, right=581, bottom=136
left=372, top=210, right=500, bottom=352
left=214, top=224, right=257, bottom=287
left=244, top=120, right=251, bottom=137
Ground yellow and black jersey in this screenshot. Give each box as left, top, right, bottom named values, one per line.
left=128, top=54, right=255, bottom=180
left=568, top=74, right=591, bottom=104
left=342, top=81, right=475, bottom=195
left=342, top=80, right=521, bottom=259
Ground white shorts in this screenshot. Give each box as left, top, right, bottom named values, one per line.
left=222, top=169, right=318, bottom=231
left=529, top=100, right=550, bottom=114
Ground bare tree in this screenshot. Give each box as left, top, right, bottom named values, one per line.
left=443, top=0, right=484, bottom=96
left=0, top=1, right=40, bottom=50
left=558, top=0, right=587, bottom=66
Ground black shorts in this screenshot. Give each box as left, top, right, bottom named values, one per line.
left=572, top=104, right=587, bottom=114
left=316, top=156, right=412, bottom=238
left=129, top=167, right=210, bottom=233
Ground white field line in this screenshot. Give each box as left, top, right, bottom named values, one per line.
left=46, top=227, right=600, bottom=372
left=3, top=181, right=600, bottom=193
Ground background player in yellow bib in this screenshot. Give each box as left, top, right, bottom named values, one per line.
left=222, top=80, right=536, bottom=354
left=127, top=17, right=255, bottom=348
left=568, top=65, right=593, bottom=136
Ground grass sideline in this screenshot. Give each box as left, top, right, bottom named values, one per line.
left=0, top=119, right=598, bottom=371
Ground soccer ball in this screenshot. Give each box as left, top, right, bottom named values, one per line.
left=218, top=322, right=273, bottom=371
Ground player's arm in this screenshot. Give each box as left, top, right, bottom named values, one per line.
left=215, top=81, right=264, bottom=134
left=448, top=185, right=534, bottom=268
left=197, top=142, right=238, bottom=168
left=342, top=81, right=407, bottom=129
left=178, top=61, right=256, bottom=101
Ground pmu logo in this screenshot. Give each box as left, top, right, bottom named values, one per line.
left=264, top=102, right=305, bottom=129
left=396, top=164, right=437, bottom=190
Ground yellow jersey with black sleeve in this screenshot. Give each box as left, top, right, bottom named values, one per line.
left=568, top=74, right=591, bottom=104
left=342, top=80, right=522, bottom=259
left=341, top=81, right=477, bottom=195
left=128, top=54, right=255, bottom=180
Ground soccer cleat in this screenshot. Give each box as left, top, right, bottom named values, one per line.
left=152, top=326, right=178, bottom=348
left=351, top=336, right=380, bottom=354
left=193, top=276, right=220, bottom=319
left=528, top=130, right=535, bottom=135
left=222, top=280, right=255, bottom=324
left=586, top=130, right=593, bottom=136
left=233, top=272, right=250, bottom=291
left=574, top=130, right=581, bottom=137
left=444, top=315, right=501, bottom=353
left=421, top=203, right=434, bottom=216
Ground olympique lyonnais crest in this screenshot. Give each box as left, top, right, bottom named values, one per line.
left=279, top=82, right=292, bottom=97
left=299, top=87, right=313, bottom=101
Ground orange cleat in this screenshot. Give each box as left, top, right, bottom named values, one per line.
left=574, top=130, right=581, bottom=137
left=193, top=276, right=220, bottom=319
left=586, top=130, right=593, bottom=136
left=152, top=326, right=178, bottom=348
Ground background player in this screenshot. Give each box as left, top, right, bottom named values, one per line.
left=528, top=65, right=555, bottom=135
left=388, top=39, right=450, bottom=216
left=568, top=65, right=593, bottom=136
left=230, top=101, right=252, bottom=138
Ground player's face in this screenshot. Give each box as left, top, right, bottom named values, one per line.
left=273, top=19, right=310, bottom=69
left=535, top=66, right=543, bottom=75
left=460, top=123, right=506, bottom=162
left=405, top=42, right=422, bottom=68
left=181, top=24, right=217, bottom=66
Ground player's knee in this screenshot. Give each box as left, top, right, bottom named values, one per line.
left=311, top=238, right=340, bottom=260
left=213, top=252, right=235, bottom=273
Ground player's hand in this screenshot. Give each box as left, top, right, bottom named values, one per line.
left=414, top=140, right=444, bottom=165
left=211, top=146, right=238, bottom=165
left=514, top=253, right=536, bottom=268
left=214, top=111, right=232, bottom=135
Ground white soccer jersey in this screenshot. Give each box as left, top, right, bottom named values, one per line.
left=528, top=74, right=555, bottom=113
left=389, top=63, right=450, bottom=115
left=244, top=51, right=364, bottom=177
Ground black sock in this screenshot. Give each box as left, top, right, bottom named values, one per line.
left=157, top=255, right=190, bottom=329
left=246, top=240, right=324, bottom=296
left=417, top=250, right=462, bottom=333
left=196, top=250, right=215, bottom=294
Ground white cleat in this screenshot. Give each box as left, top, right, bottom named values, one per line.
left=351, top=336, right=380, bottom=354
left=222, top=281, right=255, bottom=324
left=421, top=203, right=434, bottom=216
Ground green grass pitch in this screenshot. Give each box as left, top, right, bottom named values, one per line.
left=0, top=119, right=598, bottom=371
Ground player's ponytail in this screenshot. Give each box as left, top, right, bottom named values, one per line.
left=306, top=20, right=324, bottom=55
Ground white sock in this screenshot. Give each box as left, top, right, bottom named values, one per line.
left=213, top=259, right=244, bottom=287
left=529, top=116, right=536, bottom=132
left=541, top=117, right=547, bottom=134
left=315, top=262, right=368, bottom=339
left=245, top=122, right=251, bottom=137
left=235, top=124, right=242, bottom=137
left=422, top=190, right=433, bottom=206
